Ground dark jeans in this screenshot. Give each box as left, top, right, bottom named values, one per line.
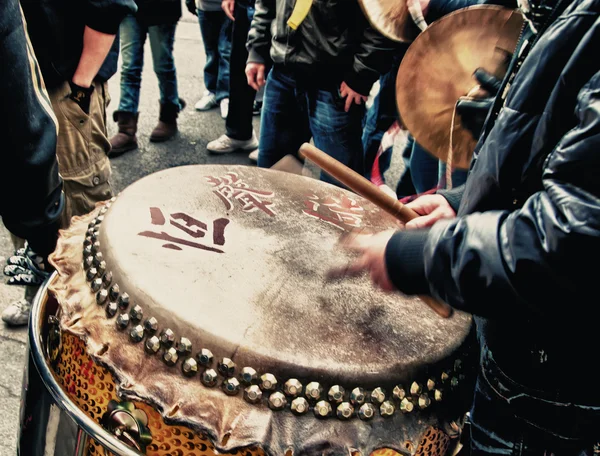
left=470, top=343, right=600, bottom=455
left=362, top=50, right=405, bottom=180
left=225, top=2, right=257, bottom=140
left=197, top=9, right=232, bottom=102
left=118, top=15, right=180, bottom=112
left=395, top=134, right=468, bottom=198
left=258, top=67, right=365, bottom=186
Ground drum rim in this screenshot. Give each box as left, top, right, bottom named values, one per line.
left=28, top=272, right=144, bottom=456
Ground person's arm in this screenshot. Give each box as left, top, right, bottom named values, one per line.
left=246, top=0, right=275, bottom=66
left=69, top=0, right=136, bottom=111
left=71, top=27, right=119, bottom=89
left=389, top=71, right=600, bottom=321
left=342, top=14, right=397, bottom=99
left=0, top=0, right=63, bottom=256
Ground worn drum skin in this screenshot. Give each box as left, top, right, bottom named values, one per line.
left=18, top=165, right=477, bottom=456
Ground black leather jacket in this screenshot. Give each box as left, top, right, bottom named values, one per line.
left=246, top=0, right=396, bottom=95
left=1, top=0, right=64, bottom=256
left=386, top=0, right=600, bottom=420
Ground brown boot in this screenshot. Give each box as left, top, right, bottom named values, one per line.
left=109, top=111, right=138, bottom=157
left=150, top=99, right=186, bottom=142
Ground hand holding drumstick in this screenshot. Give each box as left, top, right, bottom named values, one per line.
left=298, top=143, right=456, bottom=318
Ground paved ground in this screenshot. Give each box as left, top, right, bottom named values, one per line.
left=0, top=9, right=404, bottom=455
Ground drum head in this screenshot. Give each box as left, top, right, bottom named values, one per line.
left=96, top=165, right=471, bottom=386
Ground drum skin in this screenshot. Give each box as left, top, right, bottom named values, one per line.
left=46, top=165, right=476, bottom=456
left=53, top=332, right=453, bottom=456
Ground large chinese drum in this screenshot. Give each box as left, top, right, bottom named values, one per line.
left=19, top=165, right=476, bottom=456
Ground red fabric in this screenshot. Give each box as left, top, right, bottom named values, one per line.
left=371, top=121, right=440, bottom=203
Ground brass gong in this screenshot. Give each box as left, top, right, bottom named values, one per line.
left=358, top=0, right=426, bottom=42
left=396, top=6, right=524, bottom=169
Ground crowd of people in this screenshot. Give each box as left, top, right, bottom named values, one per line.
left=2, top=0, right=600, bottom=453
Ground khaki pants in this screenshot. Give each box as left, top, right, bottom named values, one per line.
left=47, top=79, right=114, bottom=228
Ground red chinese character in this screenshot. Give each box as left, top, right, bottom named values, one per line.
left=303, top=194, right=364, bottom=230
left=205, top=172, right=276, bottom=216
left=138, top=207, right=230, bottom=252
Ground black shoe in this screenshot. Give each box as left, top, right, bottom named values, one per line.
left=253, top=100, right=263, bottom=116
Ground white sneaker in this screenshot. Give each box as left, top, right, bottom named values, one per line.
left=195, top=91, right=217, bottom=111
left=220, top=98, right=229, bottom=119
left=2, top=298, right=32, bottom=326
left=248, top=149, right=259, bottom=163
left=207, top=131, right=259, bottom=154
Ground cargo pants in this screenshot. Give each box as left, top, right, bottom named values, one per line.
left=48, top=79, right=114, bottom=228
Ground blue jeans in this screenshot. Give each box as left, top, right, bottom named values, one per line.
left=362, top=51, right=405, bottom=180
left=258, top=67, right=365, bottom=186
left=197, top=9, right=232, bottom=102
left=118, top=15, right=180, bottom=113
left=396, top=135, right=468, bottom=197
left=470, top=344, right=600, bottom=455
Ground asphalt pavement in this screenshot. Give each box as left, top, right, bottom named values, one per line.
left=0, top=10, right=404, bottom=455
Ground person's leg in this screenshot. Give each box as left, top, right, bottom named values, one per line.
left=196, top=9, right=220, bottom=98
left=308, top=85, right=366, bottom=187
left=46, top=78, right=113, bottom=229
left=409, top=141, right=441, bottom=194
left=362, top=52, right=404, bottom=180
left=216, top=13, right=232, bottom=104
left=148, top=22, right=181, bottom=108
left=438, top=161, right=469, bottom=189
left=224, top=1, right=256, bottom=141
left=110, top=16, right=146, bottom=155
left=117, top=15, right=147, bottom=114
left=148, top=21, right=184, bottom=141
left=395, top=134, right=418, bottom=198
left=257, top=68, right=310, bottom=168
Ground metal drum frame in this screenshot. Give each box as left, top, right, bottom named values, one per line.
left=18, top=271, right=473, bottom=456
left=18, top=273, right=143, bottom=456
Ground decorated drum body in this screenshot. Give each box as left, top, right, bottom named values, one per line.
left=46, top=165, right=476, bottom=456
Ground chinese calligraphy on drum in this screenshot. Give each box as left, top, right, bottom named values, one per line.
left=303, top=194, right=364, bottom=230
left=205, top=172, right=276, bottom=216
left=138, top=207, right=230, bottom=253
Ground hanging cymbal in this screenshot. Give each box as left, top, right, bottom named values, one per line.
left=396, top=6, right=524, bottom=169
left=358, top=0, right=423, bottom=42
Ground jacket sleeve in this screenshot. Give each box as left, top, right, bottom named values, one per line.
left=1, top=0, right=64, bottom=256
left=436, top=184, right=465, bottom=213
left=85, top=0, right=138, bottom=35
left=386, top=70, right=600, bottom=320
left=343, top=17, right=397, bottom=96
left=246, top=0, right=276, bottom=64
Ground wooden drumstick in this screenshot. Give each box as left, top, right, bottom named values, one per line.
left=299, top=143, right=419, bottom=223
left=299, top=142, right=453, bottom=318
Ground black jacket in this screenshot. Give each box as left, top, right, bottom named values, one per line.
left=246, top=0, right=396, bottom=95
left=386, top=0, right=600, bottom=411
left=1, top=0, right=64, bottom=256
left=134, top=0, right=182, bottom=27
left=20, top=0, right=136, bottom=88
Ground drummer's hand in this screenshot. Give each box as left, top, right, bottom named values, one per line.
left=403, top=194, right=456, bottom=229
left=339, top=82, right=368, bottom=112
left=328, top=230, right=397, bottom=291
